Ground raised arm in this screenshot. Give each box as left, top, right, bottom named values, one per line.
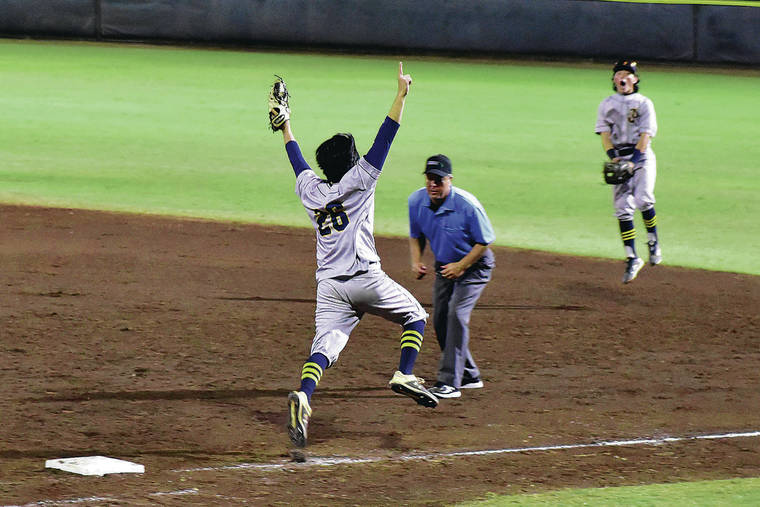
left=268, top=76, right=309, bottom=177
left=281, top=120, right=295, bottom=145
left=280, top=119, right=310, bottom=177
left=365, top=62, right=412, bottom=170
left=388, top=61, right=412, bottom=124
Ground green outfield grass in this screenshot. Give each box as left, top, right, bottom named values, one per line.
left=460, top=477, right=760, bottom=506
left=1, top=40, right=758, bottom=275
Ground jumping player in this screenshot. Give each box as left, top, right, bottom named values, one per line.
left=595, top=59, right=661, bottom=283
left=273, top=63, right=438, bottom=448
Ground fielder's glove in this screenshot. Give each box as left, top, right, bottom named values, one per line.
left=268, top=74, right=290, bottom=132
left=602, top=160, right=635, bottom=185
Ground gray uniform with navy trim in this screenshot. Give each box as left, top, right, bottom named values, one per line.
left=595, top=92, right=658, bottom=220
left=297, top=158, right=427, bottom=366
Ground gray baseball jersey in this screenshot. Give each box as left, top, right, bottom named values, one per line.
left=296, top=157, right=381, bottom=282
left=595, top=92, right=657, bottom=148
left=596, top=92, right=658, bottom=220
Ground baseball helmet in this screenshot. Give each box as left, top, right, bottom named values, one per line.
left=612, top=59, right=639, bottom=92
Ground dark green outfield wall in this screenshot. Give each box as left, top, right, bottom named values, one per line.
left=1, top=0, right=759, bottom=64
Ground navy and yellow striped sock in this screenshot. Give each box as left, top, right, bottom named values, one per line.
left=641, top=207, right=658, bottom=243
left=299, top=353, right=328, bottom=401
left=618, top=219, right=637, bottom=258
left=398, top=320, right=424, bottom=375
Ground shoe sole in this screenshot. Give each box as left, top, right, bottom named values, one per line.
left=430, top=389, right=461, bottom=399
left=460, top=381, right=484, bottom=389
left=390, top=383, right=438, bottom=408
left=287, top=392, right=308, bottom=448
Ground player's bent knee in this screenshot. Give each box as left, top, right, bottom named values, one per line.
left=403, top=308, right=428, bottom=326
left=311, top=329, right=350, bottom=366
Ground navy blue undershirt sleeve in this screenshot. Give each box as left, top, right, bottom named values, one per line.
left=285, top=140, right=311, bottom=177
left=364, top=116, right=400, bottom=171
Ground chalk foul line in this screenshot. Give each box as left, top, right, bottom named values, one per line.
left=15, top=431, right=760, bottom=507
left=173, top=430, right=760, bottom=474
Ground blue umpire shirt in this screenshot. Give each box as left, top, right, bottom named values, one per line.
left=408, top=185, right=495, bottom=264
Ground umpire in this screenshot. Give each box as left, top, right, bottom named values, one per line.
left=408, top=154, right=495, bottom=399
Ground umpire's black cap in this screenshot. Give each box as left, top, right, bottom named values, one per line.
left=424, top=154, right=452, bottom=177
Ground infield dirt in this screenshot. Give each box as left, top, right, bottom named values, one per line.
left=2, top=205, right=759, bottom=505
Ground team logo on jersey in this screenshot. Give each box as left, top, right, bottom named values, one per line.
left=627, top=108, right=639, bottom=123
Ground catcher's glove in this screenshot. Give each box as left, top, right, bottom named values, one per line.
left=268, top=74, right=290, bottom=132
left=603, top=160, right=635, bottom=184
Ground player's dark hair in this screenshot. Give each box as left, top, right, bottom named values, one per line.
left=316, top=133, right=360, bottom=184
left=612, top=59, right=639, bottom=93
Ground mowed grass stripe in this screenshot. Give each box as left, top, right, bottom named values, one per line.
left=1, top=40, right=758, bottom=274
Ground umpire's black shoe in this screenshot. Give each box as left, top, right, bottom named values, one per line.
left=287, top=391, right=311, bottom=448
left=460, top=377, right=484, bottom=389
left=429, top=383, right=462, bottom=399
left=389, top=371, right=438, bottom=408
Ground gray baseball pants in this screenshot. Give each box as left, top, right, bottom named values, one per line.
left=613, top=152, right=656, bottom=221
left=433, top=251, right=494, bottom=388
left=311, top=266, right=428, bottom=367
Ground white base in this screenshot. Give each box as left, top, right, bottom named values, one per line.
left=45, top=456, right=145, bottom=476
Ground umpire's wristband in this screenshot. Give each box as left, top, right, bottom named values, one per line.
left=606, top=149, right=616, bottom=160
left=631, top=149, right=644, bottom=164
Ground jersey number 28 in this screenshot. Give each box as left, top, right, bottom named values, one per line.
left=315, top=202, right=349, bottom=236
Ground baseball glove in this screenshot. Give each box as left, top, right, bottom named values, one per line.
left=603, top=160, right=635, bottom=185
left=268, top=74, right=290, bottom=132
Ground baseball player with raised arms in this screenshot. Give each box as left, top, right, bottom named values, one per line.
left=596, top=59, right=661, bottom=284
left=268, top=63, right=438, bottom=449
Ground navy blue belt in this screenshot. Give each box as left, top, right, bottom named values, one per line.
left=615, top=144, right=636, bottom=157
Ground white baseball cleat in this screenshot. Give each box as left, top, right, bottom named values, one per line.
left=388, top=371, right=438, bottom=408
left=622, top=256, right=645, bottom=284
left=287, top=391, right=311, bottom=448
left=648, top=241, right=662, bottom=265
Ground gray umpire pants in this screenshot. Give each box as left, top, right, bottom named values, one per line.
left=433, top=250, right=494, bottom=388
